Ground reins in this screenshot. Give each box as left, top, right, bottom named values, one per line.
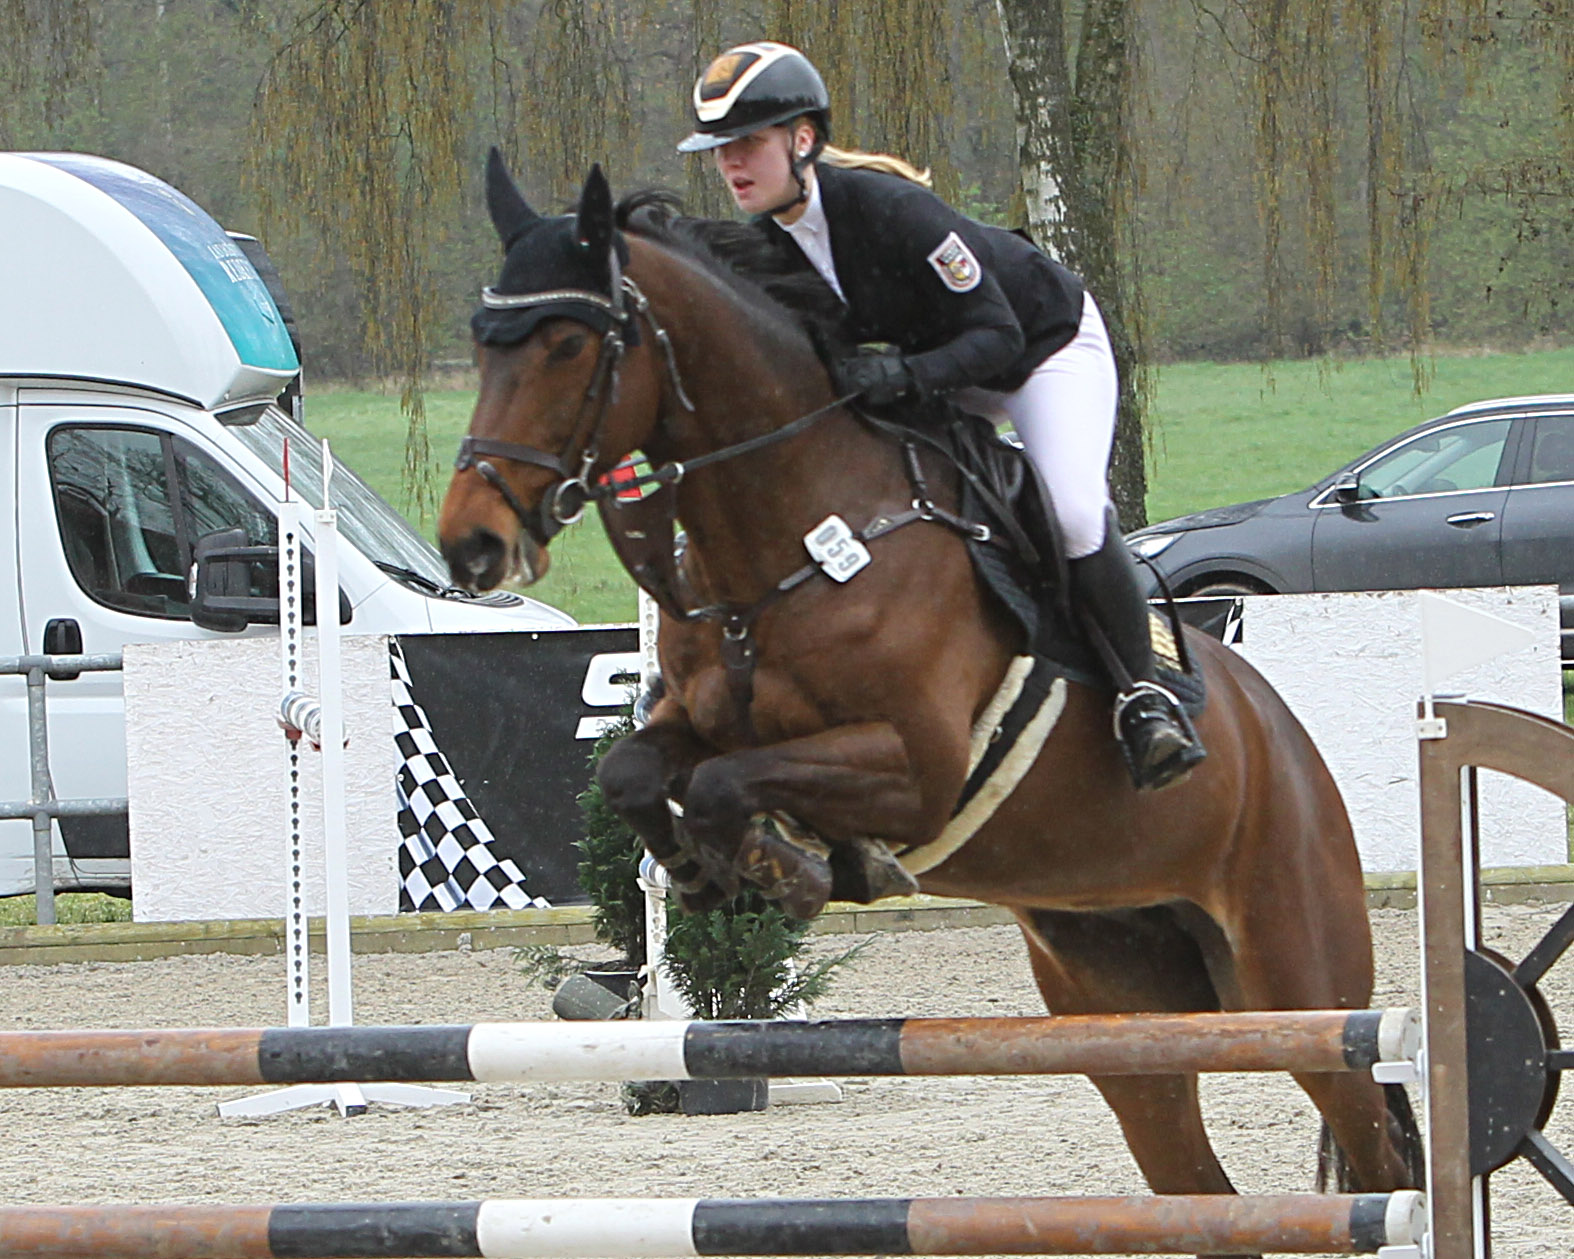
left=458, top=265, right=1013, bottom=741
left=458, top=271, right=860, bottom=548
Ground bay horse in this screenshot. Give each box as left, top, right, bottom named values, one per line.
left=438, top=153, right=1421, bottom=1243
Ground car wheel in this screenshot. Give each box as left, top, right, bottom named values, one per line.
left=1185, top=579, right=1273, bottom=598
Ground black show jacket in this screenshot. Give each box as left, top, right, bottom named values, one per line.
left=759, top=163, right=1086, bottom=396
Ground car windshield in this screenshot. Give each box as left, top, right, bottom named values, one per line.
left=1356, top=418, right=1511, bottom=499
left=231, top=406, right=453, bottom=589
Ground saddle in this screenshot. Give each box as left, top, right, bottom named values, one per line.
left=876, top=404, right=1185, bottom=685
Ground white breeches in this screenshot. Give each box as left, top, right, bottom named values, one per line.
left=952, top=294, right=1119, bottom=559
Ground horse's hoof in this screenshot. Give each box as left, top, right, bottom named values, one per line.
left=831, top=837, right=921, bottom=903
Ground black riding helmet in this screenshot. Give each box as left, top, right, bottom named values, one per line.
left=676, top=41, right=830, bottom=153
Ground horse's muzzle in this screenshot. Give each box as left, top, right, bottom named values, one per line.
left=441, top=526, right=541, bottom=592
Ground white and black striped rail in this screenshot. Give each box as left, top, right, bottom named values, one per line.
left=0, top=1192, right=1428, bottom=1257
left=0, top=1008, right=1418, bottom=1088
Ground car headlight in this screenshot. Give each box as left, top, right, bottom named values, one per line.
left=1128, top=533, right=1180, bottom=559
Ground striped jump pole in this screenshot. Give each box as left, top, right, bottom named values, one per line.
left=0, top=1007, right=1418, bottom=1089
left=0, top=1192, right=1428, bottom=1257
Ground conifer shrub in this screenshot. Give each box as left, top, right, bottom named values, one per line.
left=576, top=711, right=862, bottom=1019
left=573, top=713, right=646, bottom=968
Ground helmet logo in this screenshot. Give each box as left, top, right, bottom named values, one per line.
left=700, top=51, right=757, bottom=100
left=926, top=231, right=983, bottom=293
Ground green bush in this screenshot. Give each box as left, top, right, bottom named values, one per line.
left=574, top=713, right=646, bottom=968
left=575, top=713, right=863, bottom=1024
left=663, top=889, right=863, bottom=1020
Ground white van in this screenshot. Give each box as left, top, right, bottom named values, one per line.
left=0, top=152, right=574, bottom=897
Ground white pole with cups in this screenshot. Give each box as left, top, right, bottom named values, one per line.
left=217, top=440, right=469, bottom=1119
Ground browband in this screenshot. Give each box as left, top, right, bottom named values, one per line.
left=480, top=286, right=622, bottom=313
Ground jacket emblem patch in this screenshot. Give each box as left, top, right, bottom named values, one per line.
left=926, top=231, right=982, bottom=293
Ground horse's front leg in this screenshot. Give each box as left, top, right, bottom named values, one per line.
left=594, top=705, right=737, bottom=906
left=681, top=721, right=926, bottom=920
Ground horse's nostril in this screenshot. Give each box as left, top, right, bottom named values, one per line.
left=443, top=529, right=507, bottom=590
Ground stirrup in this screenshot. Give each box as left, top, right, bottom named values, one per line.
left=1111, top=680, right=1184, bottom=740
left=1113, top=681, right=1205, bottom=791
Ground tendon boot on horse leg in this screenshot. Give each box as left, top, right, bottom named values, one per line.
left=1069, top=522, right=1205, bottom=791
left=682, top=759, right=835, bottom=921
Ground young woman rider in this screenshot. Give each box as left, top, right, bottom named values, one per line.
left=676, top=40, right=1204, bottom=792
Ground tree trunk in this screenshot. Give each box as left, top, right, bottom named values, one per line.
left=994, top=0, right=1147, bottom=530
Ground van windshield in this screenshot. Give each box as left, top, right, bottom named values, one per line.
left=232, top=406, right=454, bottom=591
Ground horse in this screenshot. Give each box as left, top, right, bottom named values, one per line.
left=438, top=152, right=1423, bottom=1248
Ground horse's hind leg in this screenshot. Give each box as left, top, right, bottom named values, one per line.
left=1018, top=907, right=1263, bottom=1259
left=1222, top=854, right=1422, bottom=1192
left=1017, top=910, right=1246, bottom=1172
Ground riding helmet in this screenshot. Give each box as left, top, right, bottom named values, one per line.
left=676, top=41, right=830, bottom=153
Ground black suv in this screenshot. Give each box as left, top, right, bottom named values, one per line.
left=1127, top=394, right=1574, bottom=661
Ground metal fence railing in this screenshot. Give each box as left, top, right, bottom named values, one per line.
left=0, top=653, right=127, bottom=926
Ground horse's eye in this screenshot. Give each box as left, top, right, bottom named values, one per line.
left=547, top=333, right=587, bottom=362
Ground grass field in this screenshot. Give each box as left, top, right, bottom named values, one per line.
left=0, top=893, right=132, bottom=927
left=308, top=347, right=1574, bottom=625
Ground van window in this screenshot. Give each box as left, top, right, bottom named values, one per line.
left=49, top=425, right=277, bottom=619
left=232, top=407, right=452, bottom=587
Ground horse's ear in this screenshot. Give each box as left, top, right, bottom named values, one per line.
left=485, top=146, right=539, bottom=252
left=574, top=163, right=615, bottom=257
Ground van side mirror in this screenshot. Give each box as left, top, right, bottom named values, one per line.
left=1332, top=475, right=1361, bottom=504
left=189, top=528, right=351, bottom=633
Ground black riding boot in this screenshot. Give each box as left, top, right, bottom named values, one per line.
left=1069, top=525, right=1206, bottom=791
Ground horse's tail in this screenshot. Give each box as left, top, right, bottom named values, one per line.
left=1316, top=1083, right=1426, bottom=1192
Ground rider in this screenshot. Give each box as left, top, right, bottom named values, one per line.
left=678, top=40, right=1204, bottom=791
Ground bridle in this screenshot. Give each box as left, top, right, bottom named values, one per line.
left=455, top=258, right=1020, bottom=744
left=455, top=269, right=857, bottom=552
left=455, top=272, right=696, bottom=549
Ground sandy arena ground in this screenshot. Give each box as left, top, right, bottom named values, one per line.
left=0, top=905, right=1570, bottom=1257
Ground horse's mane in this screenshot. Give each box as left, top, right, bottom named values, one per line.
left=614, top=189, right=847, bottom=364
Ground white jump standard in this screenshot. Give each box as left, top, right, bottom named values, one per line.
left=217, top=443, right=466, bottom=1120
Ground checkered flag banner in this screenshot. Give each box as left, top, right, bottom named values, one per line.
left=391, top=640, right=551, bottom=912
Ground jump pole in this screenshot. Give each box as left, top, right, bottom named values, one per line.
left=0, top=1007, right=1419, bottom=1088
left=217, top=440, right=466, bottom=1119
left=0, top=1192, right=1427, bottom=1258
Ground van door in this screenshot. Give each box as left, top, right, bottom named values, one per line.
left=0, top=383, right=37, bottom=897
left=12, top=393, right=281, bottom=893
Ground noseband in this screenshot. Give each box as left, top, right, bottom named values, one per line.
left=455, top=274, right=694, bottom=549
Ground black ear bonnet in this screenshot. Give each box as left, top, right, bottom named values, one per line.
left=472, top=150, right=635, bottom=348
left=470, top=220, right=632, bottom=346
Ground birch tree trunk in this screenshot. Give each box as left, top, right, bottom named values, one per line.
left=994, top=0, right=1147, bottom=529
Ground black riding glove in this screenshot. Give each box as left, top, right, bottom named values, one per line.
left=833, top=351, right=916, bottom=408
